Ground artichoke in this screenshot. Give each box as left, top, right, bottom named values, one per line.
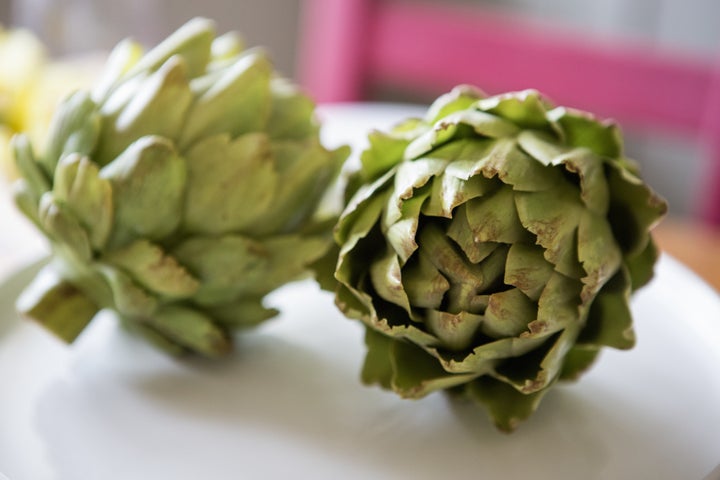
left=13, top=18, right=348, bottom=357
left=333, top=85, right=666, bottom=431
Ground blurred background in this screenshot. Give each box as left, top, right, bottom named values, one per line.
left=2, top=0, right=719, bottom=217
left=3, top=0, right=720, bottom=80
left=0, top=0, right=718, bottom=284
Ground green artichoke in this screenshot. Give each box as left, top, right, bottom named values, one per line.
left=12, top=18, right=348, bottom=357
left=333, top=85, right=666, bottom=431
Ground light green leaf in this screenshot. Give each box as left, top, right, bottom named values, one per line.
left=369, top=247, right=412, bottom=313
left=259, top=234, right=334, bottom=291
left=577, top=209, right=622, bottom=304
left=180, top=49, right=272, bottom=149
left=470, top=245, right=508, bottom=295
left=536, top=272, right=582, bottom=335
left=95, top=56, right=194, bottom=165
left=466, top=186, right=532, bottom=244
left=253, top=139, right=344, bottom=235
left=104, top=239, right=200, bottom=299
left=418, top=223, right=483, bottom=286
left=386, top=157, right=447, bottom=225
left=422, top=172, right=469, bottom=218
left=384, top=187, right=427, bottom=264
left=266, top=78, right=318, bottom=140
left=43, top=91, right=101, bottom=174
left=504, top=243, right=555, bottom=301
left=141, top=305, right=231, bottom=358
left=12, top=179, right=42, bottom=228
left=515, top=182, right=585, bottom=278
left=556, top=148, right=610, bottom=215
left=476, top=138, right=565, bottom=192
left=405, top=109, right=518, bottom=160
left=446, top=203, right=499, bottom=264
left=100, top=136, right=186, bottom=247
left=548, top=107, right=623, bottom=158
left=96, top=264, right=157, bottom=317
left=482, top=288, right=536, bottom=338
left=516, top=130, right=568, bottom=166
left=38, top=193, right=92, bottom=261
left=11, top=134, right=50, bottom=196
left=426, top=309, right=484, bottom=351
left=434, top=332, right=549, bottom=374
left=336, top=166, right=394, bottom=241
left=424, top=84, right=485, bottom=124
left=205, top=297, right=278, bottom=328
left=477, top=89, right=551, bottom=130
left=53, top=154, right=113, bottom=250
left=400, top=244, right=449, bottom=310
left=419, top=224, right=505, bottom=314
left=183, top=132, right=277, bottom=235
left=174, top=233, right=328, bottom=304
left=172, top=234, right=270, bottom=304
left=126, top=17, right=214, bottom=79
left=210, top=31, right=244, bottom=63
left=92, top=38, right=144, bottom=102
left=360, top=129, right=411, bottom=182
left=370, top=316, right=440, bottom=350
left=448, top=109, right=521, bottom=138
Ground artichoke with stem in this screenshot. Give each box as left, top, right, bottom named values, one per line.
left=13, top=18, right=349, bottom=357
left=332, top=85, right=666, bottom=431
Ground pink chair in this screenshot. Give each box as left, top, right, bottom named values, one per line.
left=297, top=0, right=720, bottom=225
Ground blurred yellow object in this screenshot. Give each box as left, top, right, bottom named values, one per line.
left=0, top=26, right=102, bottom=180
left=0, top=26, right=44, bottom=179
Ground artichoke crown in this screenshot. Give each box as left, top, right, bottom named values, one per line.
left=13, top=18, right=348, bottom=356
left=334, top=85, right=666, bottom=431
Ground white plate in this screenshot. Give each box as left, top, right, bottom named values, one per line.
left=1, top=104, right=719, bottom=480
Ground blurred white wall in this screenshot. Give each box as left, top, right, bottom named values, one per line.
left=477, top=0, right=720, bottom=59
left=8, top=0, right=302, bottom=78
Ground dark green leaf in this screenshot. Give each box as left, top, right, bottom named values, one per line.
left=390, top=338, right=477, bottom=398
left=549, top=107, right=623, bottom=158
left=466, top=376, right=549, bottom=432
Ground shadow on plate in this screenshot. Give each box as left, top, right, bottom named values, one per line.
left=28, top=278, right=711, bottom=479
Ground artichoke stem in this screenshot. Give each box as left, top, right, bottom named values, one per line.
left=16, top=264, right=99, bottom=343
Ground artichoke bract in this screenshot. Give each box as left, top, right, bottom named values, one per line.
left=12, top=18, right=348, bottom=357
left=334, top=85, right=666, bottom=431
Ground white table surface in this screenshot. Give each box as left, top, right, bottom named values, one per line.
left=0, top=104, right=719, bottom=480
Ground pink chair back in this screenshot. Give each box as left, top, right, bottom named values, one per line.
left=298, top=0, right=720, bottom=225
